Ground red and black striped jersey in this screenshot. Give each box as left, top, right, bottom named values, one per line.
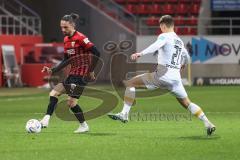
left=64, top=31, right=94, bottom=76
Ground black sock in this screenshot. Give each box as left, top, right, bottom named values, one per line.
left=46, top=96, right=58, bottom=115
left=70, top=105, right=85, bottom=123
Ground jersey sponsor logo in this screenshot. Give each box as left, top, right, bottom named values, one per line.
left=66, top=49, right=75, bottom=55
left=71, top=41, right=76, bottom=47
left=83, top=38, right=90, bottom=44
left=165, top=64, right=180, bottom=69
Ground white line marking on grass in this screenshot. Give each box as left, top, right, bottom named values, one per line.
left=0, top=112, right=44, bottom=115
left=1, top=96, right=46, bottom=101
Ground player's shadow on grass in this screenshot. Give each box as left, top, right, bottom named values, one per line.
left=178, top=135, right=220, bottom=140
left=86, top=132, right=117, bottom=137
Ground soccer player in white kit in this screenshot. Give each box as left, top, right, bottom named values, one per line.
left=108, top=15, right=216, bottom=136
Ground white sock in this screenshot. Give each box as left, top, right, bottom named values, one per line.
left=188, top=103, right=211, bottom=127
left=121, top=87, right=135, bottom=115
left=121, top=103, right=131, bottom=115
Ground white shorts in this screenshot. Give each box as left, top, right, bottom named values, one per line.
left=141, top=71, right=188, bottom=99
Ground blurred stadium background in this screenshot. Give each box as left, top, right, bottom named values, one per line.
left=0, top=1, right=240, bottom=160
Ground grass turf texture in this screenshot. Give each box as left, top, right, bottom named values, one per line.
left=0, top=86, right=239, bottom=160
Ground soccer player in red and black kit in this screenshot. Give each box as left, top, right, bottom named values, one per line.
left=40, top=13, right=100, bottom=133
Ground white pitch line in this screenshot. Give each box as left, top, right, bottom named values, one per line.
left=0, top=96, right=46, bottom=101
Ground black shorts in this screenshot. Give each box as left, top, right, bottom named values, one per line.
left=63, top=75, right=87, bottom=99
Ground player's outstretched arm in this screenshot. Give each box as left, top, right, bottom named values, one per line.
left=140, top=36, right=166, bottom=56
left=131, top=53, right=142, bottom=60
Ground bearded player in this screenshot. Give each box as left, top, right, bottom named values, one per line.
left=40, top=13, right=100, bottom=133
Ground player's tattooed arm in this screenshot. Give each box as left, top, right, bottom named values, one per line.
left=88, top=46, right=100, bottom=72
left=50, top=54, right=71, bottom=74
left=87, top=46, right=101, bottom=81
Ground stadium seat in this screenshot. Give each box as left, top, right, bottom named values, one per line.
left=174, top=16, right=185, bottom=26
left=191, top=4, right=200, bottom=14
left=146, top=17, right=159, bottom=26
left=151, top=4, right=162, bottom=14
left=188, top=27, right=197, bottom=35
left=136, top=4, right=149, bottom=14
left=175, top=27, right=188, bottom=35
left=176, top=3, right=188, bottom=15
left=156, top=28, right=162, bottom=35
left=125, top=4, right=136, bottom=13
left=174, top=27, right=180, bottom=34
left=162, top=4, right=174, bottom=15
left=188, top=16, right=198, bottom=25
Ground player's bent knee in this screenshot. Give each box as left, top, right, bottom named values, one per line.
left=123, top=80, right=134, bottom=87
left=177, top=97, right=191, bottom=108
left=67, top=98, right=77, bottom=108
left=123, top=80, right=129, bottom=87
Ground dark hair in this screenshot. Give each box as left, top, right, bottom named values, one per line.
left=61, top=13, right=79, bottom=25
left=159, top=15, right=174, bottom=27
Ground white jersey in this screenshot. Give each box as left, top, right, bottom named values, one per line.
left=140, top=32, right=190, bottom=81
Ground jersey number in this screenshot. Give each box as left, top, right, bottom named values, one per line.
left=171, top=45, right=182, bottom=65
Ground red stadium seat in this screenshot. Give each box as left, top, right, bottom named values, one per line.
left=174, top=16, right=185, bottom=26
left=175, top=27, right=188, bottom=35
left=181, top=27, right=189, bottom=35
left=174, top=27, right=180, bottom=34
left=176, top=3, right=188, bottom=15
left=188, top=27, right=197, bottom=35
left=136, top=4, right=149, bottom=14
left=162, top=4, right=174, bottom=15
left=191, top=4, right=200, bottom=14
left=187, top=16, right=198, bottom=25
left=156, top=28, right=162, bottom=35
left=151, top=4, right=162, bottom=14
left=125, top=4, right=136, bottom=13
left=146, top=17, right=159, bottom=26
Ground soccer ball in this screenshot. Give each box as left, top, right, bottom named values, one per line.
left=25, top=119, right=42, bottom=133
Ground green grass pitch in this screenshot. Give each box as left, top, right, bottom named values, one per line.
left=0, top=86, right=240, bottom=160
